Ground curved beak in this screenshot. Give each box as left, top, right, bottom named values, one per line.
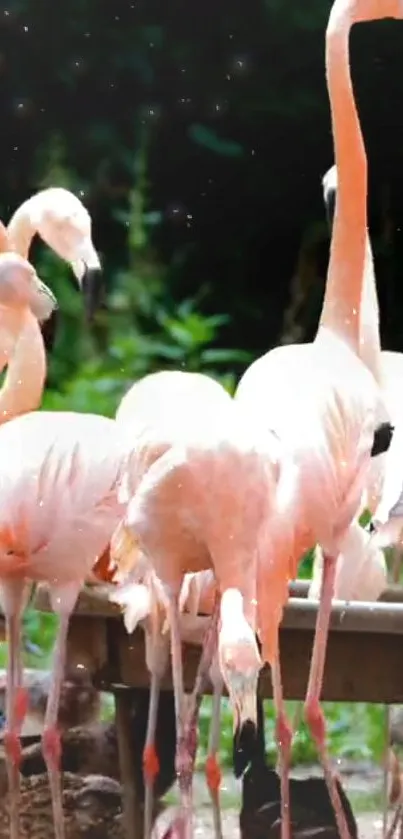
left=81, top=266, right=103, bottom=323
left=231, top=689, right=258, bottom=778
left=40, top=308, right=59, bottom=353
left=71, top=242, right=102, bottom=323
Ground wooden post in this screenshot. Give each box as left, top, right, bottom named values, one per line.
left=115, top=688, right=144, bottom=839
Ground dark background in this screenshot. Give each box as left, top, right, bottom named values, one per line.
left=2, top=0, right=403, bottom=402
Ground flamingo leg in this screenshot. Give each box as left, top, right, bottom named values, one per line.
left=272, top=655, right=292, bottom=839
left=183, top=593, right=220, bottom=774
left=160, top=591, right=191, bottom=839
left=143, top=671, right=162, bottom=839
left=159, top=593, right=220, bottom=839
left=44, top=585, right=80, bottom=839
left=1, top=581, right=29, bottom=839
left=143, top=635, right=169, bottom=839
left=303, top=553, right=351, bottom=839
left=205, top=657, right=223, bottom=839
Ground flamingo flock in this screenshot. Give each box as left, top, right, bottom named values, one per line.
left=0, top=1, right=403, bottom=839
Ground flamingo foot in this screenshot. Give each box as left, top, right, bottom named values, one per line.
left=42, top=725, right=65, bottom=839
left=275, top=710, right=292, bottom=839
left=304, top=697, right=352, bottom=839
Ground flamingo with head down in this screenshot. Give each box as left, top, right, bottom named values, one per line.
left=111, top=368, right=286, bottom=839
left=235, top=2, right=400, bottom=837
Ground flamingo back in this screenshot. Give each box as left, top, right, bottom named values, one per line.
left=0, top=411, right=129, bottom=585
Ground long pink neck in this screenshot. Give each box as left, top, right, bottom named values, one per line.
left=318, top=2, right=367, bottom=350
left=320, top=0, right=402, bottom=350
left=6, top=202, right=35, bottom=259
left=359, top=236, right=383, bottom=384
left=0, top=307, right=46, bottom=423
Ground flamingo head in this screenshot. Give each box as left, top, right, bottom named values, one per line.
left=218, top=590, right=261, bottom=778
left=0, top=252, right=56, bottom=323
left=25, top=188, right=102, bottom=322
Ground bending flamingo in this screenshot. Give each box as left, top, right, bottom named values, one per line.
left=113, top=369, right=283, bottom=839
left=6, top=187, right=101, bottom=320
left=235, top=2, right=400, bottom=837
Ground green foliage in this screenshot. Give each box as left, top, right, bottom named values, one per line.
left=4, top=71, right=390, bottom=774
left=197, top=697, right=387, bottom=769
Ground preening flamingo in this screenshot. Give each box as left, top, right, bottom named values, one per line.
left=0, top=289, right=132, bottom=839
left=322, top=162, right=403, bottom=536
left=0, top=222, right=57, bottom=329
left=235, top=2, right=400, bottom=837
left=6, top=187, right=101, bottom=320
left=113, top=369, right=283, bottom=839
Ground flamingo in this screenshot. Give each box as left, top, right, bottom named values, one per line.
left=0, top=221, right=57, bottom=333
left=0, top=276, right=133, bottom=839
left=113, top=369, right=284, bottom=839
left=6, top=187, right=101, bottom=320
left=322, top=163, right=403, bottom=533
left=234, top=2, right=400, bottom=837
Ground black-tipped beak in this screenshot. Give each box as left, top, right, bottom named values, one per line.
left=324, top=186, right=336, bottom=233
left=81, top=267, right=103, bottom=323
left=233, top=718, right=257, bottom=779
left=40, top=308, right=59, bottom=353
left=371, top=422, right=394, bottom=458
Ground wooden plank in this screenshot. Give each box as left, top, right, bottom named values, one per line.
left=33, top=580, right=403, bottom=621
left=96, top=621, right=403, bottom=704
left=290, top=580, right=403, bottom=602
left=33, top=584, right=403, bottom=636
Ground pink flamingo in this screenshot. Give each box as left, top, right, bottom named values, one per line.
left=0, top=281, right=132, bottom=839
left=235, top=2, right=401, bottom=837
left=0, top=222, right=57, bottom=336
left=5, top=187, right=100, bottom=321
left=114, top=369, right=283, bottom=839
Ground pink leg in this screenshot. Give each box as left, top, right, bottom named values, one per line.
left=158, top=593, right=220, bottom=839
left=143, top=642, right=168, bottom=839
left=205, top=662, right=223, bottom=839
left=1, top=582, right=29, bottom=839
left=159, top=592, right=191, bottom=839
left=304, top=554, right=351, bottom=839
left=272, top=656, right=292, bottom=839
left=4, top=612, right=28, bottom=839
left=44, top=588, right=79, bottom=839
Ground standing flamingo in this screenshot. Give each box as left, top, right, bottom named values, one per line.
left=235, top=2, right=400, bottom=837
left=322, top=163, right=403, bottom=531
left=6, top=187, right=101, bottom=320
left=113, top=369, right=284, bottom=839
left=0, top=284, right=133, bottom=839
